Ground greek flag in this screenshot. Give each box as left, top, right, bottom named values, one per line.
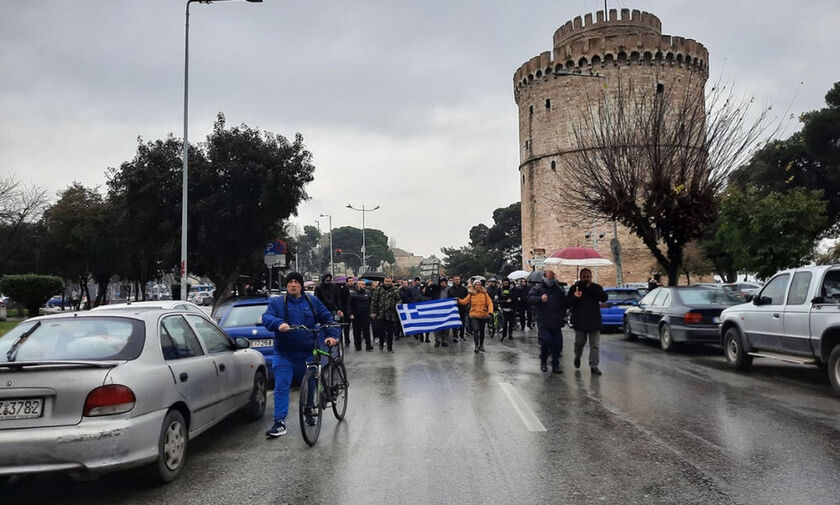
left=397, top=298, right=462, bottom=335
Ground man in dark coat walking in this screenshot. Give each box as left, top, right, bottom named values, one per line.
left=567, top=268, right=608, bottom=375
left=338, top=275, right=355, bottom=346
left=447, top=276, right=469, bottom=341
left=347, top=279, right=373, bottom=351
left=528, top=268, right=569, bottom=373
left=314, top=273, right=342, bottom=320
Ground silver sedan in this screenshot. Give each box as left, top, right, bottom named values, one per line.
left=0, top=307, right=267, bottom=483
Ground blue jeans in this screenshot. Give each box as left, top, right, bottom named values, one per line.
left=272, top=351, right=310, bottom=422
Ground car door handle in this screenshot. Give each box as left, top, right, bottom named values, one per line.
left=219, top=363, right=226, bottom=372
left=772, top=314, right=780, bottom=318
left=179, top=372, right=189, bottom=383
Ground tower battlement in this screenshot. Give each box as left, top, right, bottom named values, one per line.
left=513, top=9, right=708, bottom=102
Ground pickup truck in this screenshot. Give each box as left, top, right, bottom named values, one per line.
left=719, top=264, right=840, bottom=394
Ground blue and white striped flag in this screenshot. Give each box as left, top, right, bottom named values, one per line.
left=397, top=298, right=462, bottom=335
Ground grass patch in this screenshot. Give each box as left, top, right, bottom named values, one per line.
left=0, top=320, right=20, bottom=337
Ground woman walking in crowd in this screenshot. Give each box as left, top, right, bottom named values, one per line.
left=458, top=279, right=493, bottom=353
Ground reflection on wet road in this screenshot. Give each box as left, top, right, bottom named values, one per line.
left=6, top=327, right=840, bottom=504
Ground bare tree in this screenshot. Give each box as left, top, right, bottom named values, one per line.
left=559, top=74, right=778, bottom=285
left=0, top=174, right=49, bottom=272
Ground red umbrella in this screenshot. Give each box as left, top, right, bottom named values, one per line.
left=544, top=247, right=613, bottom=267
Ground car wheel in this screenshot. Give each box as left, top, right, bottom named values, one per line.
left=146, top=409, right=188, bottom=484
left=244, top=370, right=267, bottom=421
left=827, top=345, right=840, bottom=395
left=624, top=318, right=637, bottom=341
left=723, top=328, right=753, bottom=371
left=659, top=324, right=676, bottom=352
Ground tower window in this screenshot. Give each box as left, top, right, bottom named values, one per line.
left=525, top=140, right=529, bottom=149
left=551, top=160, right=556, bottom=171
left=656, top=83, right=665, bottom=94
left=545, top=98, right=551, bottom=109
left=529, top=105, right=534, bottom=115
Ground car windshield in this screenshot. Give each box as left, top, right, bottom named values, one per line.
left=222, top=304, right=268, bottom=328
left=0, top=317, right=145, bottom=362
left=606, top=290, right=641, bottom=302
left=678, top=288, right=742, bottom=305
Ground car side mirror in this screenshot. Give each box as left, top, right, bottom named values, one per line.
left=811, top=296, right=825, bottom=304
left=234, top=337, right=250, bottom=350
left=638, top=303, right=645, bottom=309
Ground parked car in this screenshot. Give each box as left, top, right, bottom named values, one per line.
left=45, top=295, right=65, bottom=308
left=623, top=286, right=743, bottom=351
left=211, top=295, right=277, bottom=324
left=719, top=265, right=840, bottom=394
left=91, top=300, right=206, bottom=314
left=600, top=288, right=643, bottom=331
left=0, top=307, right=267, bottom=483
left=193, top=292, right=213, bottom=306
left=218, top=299, right=275, bottom=367
left=694, top=282, right=753, bottom=301
left=0, top=295, right=9, bottom=307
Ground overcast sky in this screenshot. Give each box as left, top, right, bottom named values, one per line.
left=2, top=0, right=838, bottom=258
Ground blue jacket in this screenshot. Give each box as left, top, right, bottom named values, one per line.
left=261, top=294, right=340, bottom=354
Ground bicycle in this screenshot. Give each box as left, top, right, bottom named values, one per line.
left=290, top=323, right=349, bottom=446
left=488, top=309, right=502, bottom=338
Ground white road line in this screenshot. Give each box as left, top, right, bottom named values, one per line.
left=499, top=382, right=547, bottom=432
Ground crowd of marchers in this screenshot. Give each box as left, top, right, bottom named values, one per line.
left=300, top=269, right=609, bottom=374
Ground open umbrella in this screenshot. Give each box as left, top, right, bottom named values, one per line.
left=304, top=281, right=316, bottom=288
left=333, top=275, right=348, bottom=284
left=544, top=246, right=613, bottom=267
left=508, top=270, right=530, bottom=281
left=360, top=271, right=387, bottom=281
left=526, top=270, right=544, bottom=283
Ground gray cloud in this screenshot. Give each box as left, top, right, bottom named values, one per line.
left=2, top=0, right=838, bottom=257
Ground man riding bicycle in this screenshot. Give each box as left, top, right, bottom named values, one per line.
left=261, top=271, right=340, bottom=438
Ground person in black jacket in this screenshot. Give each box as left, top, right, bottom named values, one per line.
left=347, top=280, right=373, bottom=351
left=528, top=269, right=569, bottom=373
left=314, top=273, right=342, bottom=319
left=567, top=268, right=608, bottom=375
left=338, top=275, right=355, bottom=346
left=497, top=278, right=517, bottom=341
left=514, top=278, right=533, bottom=330
left=447, top=276, right=469, bottom=341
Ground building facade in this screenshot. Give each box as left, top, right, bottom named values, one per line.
left=513, top=9, right=708, bottom=285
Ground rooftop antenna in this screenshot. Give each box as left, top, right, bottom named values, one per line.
left=604, top=1, right=607, bottom=14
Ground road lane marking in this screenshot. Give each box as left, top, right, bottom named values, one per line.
left=499, top=382, right=547, bottom=432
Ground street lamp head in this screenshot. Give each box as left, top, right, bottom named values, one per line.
left=346, top=204, right=352, bottom=209
left=372, top=205, right=380, bottom=211
left=245, top=0, right=262, bottom=2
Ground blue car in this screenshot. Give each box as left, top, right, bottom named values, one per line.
left=218, top=298, right=276, bottom=366
left=600, top=288, right=643, bottom=331
left=45, top=295, right=65, bottom=308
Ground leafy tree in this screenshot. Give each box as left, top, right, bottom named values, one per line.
left=442, top=202, right=522, bottom=276
left=329, top=226, right=394, bottom=274
left=716, top=186, right=827, bottom=279
left=107, top=136, right=204, bottom=299
left=730, top=81, right=840, bottom=236
left=557, top=76, right=775, bottom=285
left=41, top=184, right=123, bottom=307
left=0, top=274, right=63, bottom=317
left=680, top=242, right=714, bottom=285
left=187, top=114, right=314, bottom=302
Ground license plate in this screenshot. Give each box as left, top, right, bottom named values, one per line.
left=249, top=339, right=273, bottom=348
left=618, top=305, right=631, bottom=309
left=712, top=316, right=720, bottom=324
left=0, top=398, right=43, bottom=420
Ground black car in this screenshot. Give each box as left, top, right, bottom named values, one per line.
left=623, top=286, right=743, bottom=351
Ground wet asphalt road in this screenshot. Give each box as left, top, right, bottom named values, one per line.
left=5, top=326, right=840, bottom=505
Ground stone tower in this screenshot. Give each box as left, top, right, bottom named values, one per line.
left=513, top=8, right=708, bottom=285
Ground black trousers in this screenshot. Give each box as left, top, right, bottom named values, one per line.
left=374, top=319, right=397, bottom=350
left=470, top=317, right=488, bottom=348
left=343, top=321, right=352, bottom=344
left=352, top=315, right=372, bottom=349
left=538, top=324, right=563, bottom=368
left=452, top=308, right=468, bottom=339
left=501, top=309, right=516, bottom=337
left=518, top=305, right=533, bottom=329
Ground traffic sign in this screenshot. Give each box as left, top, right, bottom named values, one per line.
left=527, top=256, right=546, bottom=267
left=265, top=240, right=287, bottom=255
left=264, top=252, right=277, bottom=267
left=264, top=253, right=286, bottom=268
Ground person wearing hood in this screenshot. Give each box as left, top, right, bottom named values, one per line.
left=261, top=272, right=340, bottom=438
left=314, top=273, right=342, bottom=321
left=528, top=268, right=569, bottom=373
left=337, top=275, right=355, bottom=346
left=347, top=279, right=373, bottom=351
left=497, top=277, right=517, bottom=341
left=567, top=268, right=608, bottom=375
left=514, top=278, right=533, bottom=330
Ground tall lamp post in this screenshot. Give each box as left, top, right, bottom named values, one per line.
left=181, top=0, right=262, bottom=301
left=319, top=214, right=334, bottom=276
left=345, top=203, right=380, bottom=274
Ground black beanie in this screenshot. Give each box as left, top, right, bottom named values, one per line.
left=285, top=272, right=304, bottom=287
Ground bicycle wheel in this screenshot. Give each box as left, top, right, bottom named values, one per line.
left=488, top=314, right=497, bottom=337
left=299, top=369, right=322, bottom=446
left=330, top=361, right=349, bottom=421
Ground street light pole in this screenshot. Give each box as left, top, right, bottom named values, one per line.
left=180, top=0, right=261, bottom=302
left=346, top=203, right=380, bottom=274
left=319, top=214, right=333, bottom=276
